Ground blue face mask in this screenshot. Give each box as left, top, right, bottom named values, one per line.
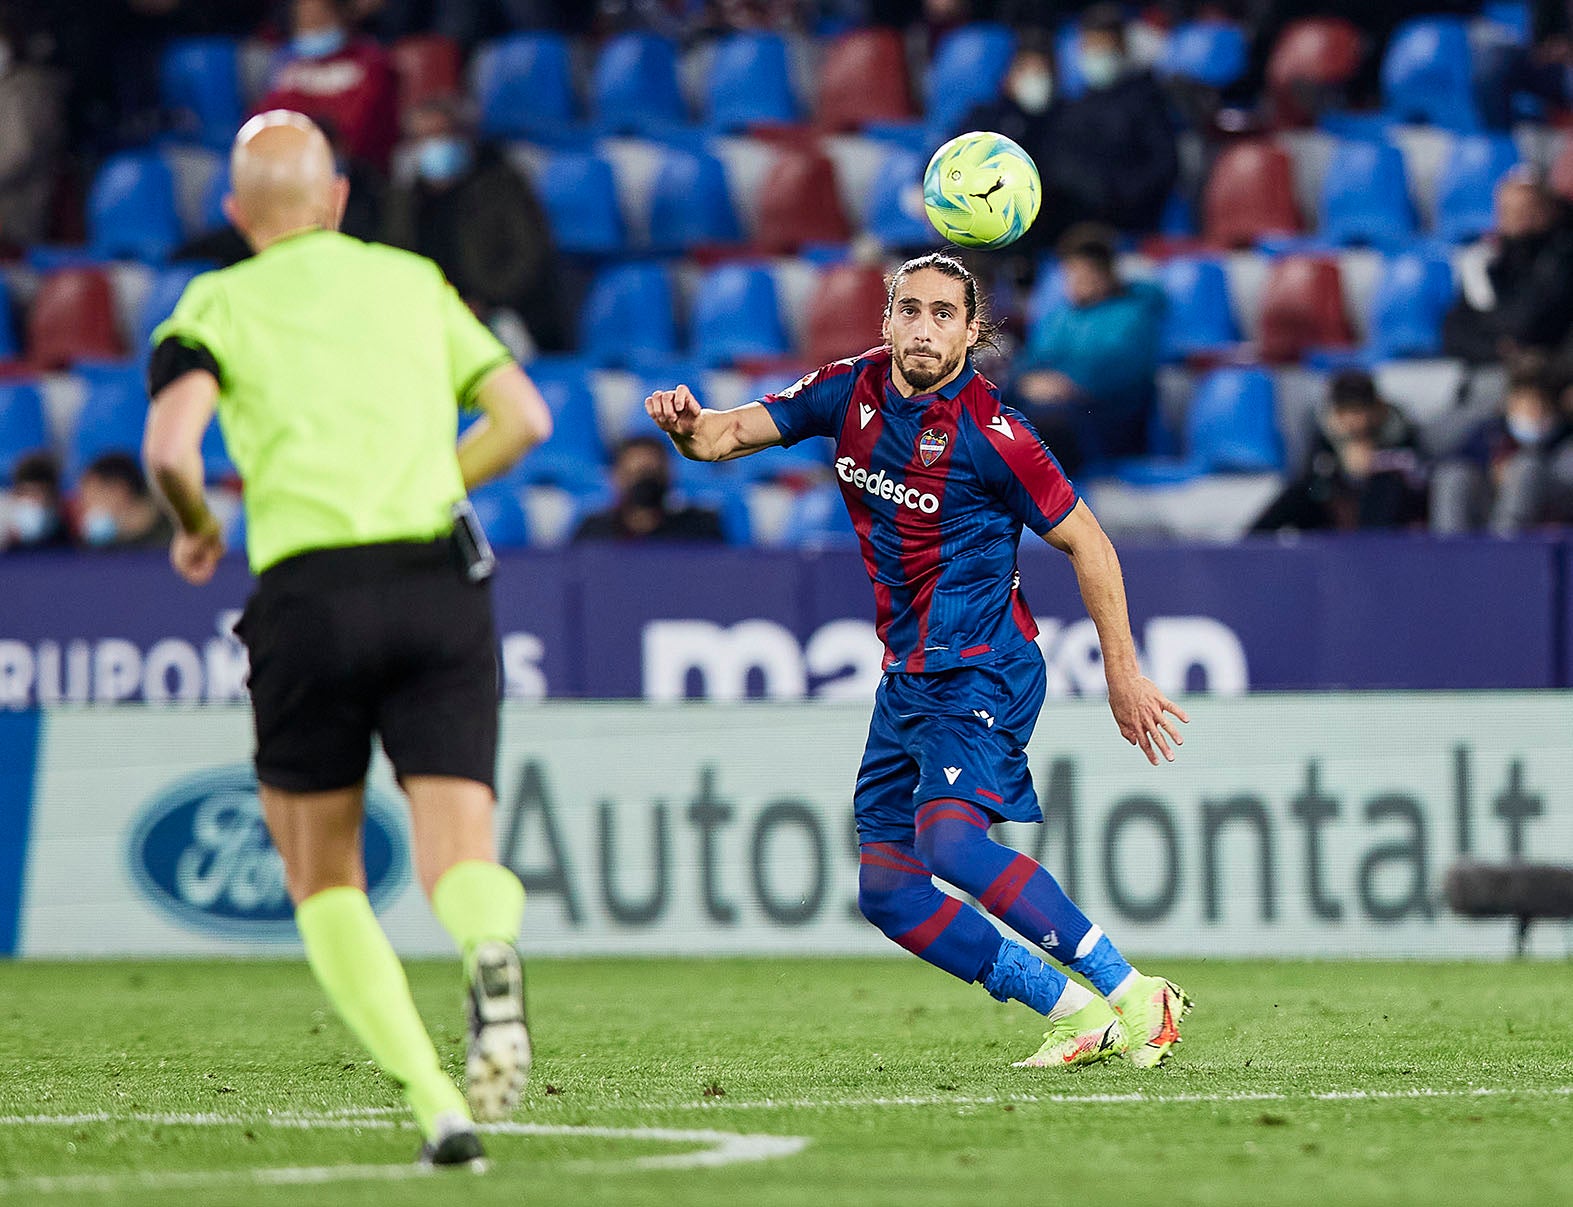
left=81, top=507, right=119, bottom=548
left=416, top=137, right=472, bottom=185
left=1080, top=49, right=1123, bottom=90
left=292, top=28, right=347, bottom=59
left=9, top=498, right=52, bottom=545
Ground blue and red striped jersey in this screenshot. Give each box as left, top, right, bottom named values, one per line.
left=763, top=346, right=1078, bottom=674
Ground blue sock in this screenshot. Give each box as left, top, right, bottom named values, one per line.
left=981, top=939, right=1069, bottom=1015
left=1068, top=932, right=1136, bottom=998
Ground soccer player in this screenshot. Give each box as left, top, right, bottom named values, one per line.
left=645, top=253, right=1191, bottom=1069
left=142, top=111, right=551, bottom=1164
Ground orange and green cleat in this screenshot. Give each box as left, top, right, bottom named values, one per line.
left=1012, top=998, right=1128, bottom=1069
left=1113, top=976, right=1193, bottom=1069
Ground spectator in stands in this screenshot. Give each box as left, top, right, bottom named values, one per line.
left=383, top=96, right=566, bottom=354
left=1012, top=223, right=1164, bottom=475
left=1251, top=369, right=1427, bottom=534
left=256, top=0, right=398, bottom=171
left=573, top=435, right=724, bottom=544
left=1443, top=169, right=1573, bottom=364
left=1430, top=354, right=1573, bottom=535
left=2, top=451, right=69, bottom=552
left=0, top=8, right=66, bottom=250
left=75, top=452, right=174, bottom=551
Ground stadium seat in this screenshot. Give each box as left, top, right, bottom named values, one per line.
left=753, top=146, right=852, bottom=253
left=1549, top=136, right=1573, bottom=203
left=0, top=282, right=18, bottom=362
left=647, top=147, right=742, bottom=251
left=160, top=37, right=242, bottom=148
left=592, top=32, right=687, bottom=134
left=863, top=145, right=932, bottom=249
left=134, top=263, right=209, bottom=361
left=1257, top=255, right=1354, bottom=363
left=780, top=482, right=859, bottom=549
left=196, top=162, right=230, bottom=234
left=1202, top=141, right=1302, bottom=248
left=691, top=264, right=791, bottom=366
left=534, top=152, right=624, bottom=255
left=1435, top=135, right=1520, bottom=243
left=705, top=32, right=800, bottom=130
left=27, top=268, right=126, bottom=370
left=473, top=33, right=576, bottom=140
left=0, top=381, right=47, bottom=480
left=468, top=485, right=531, bottom=549
left=1320, top=138, right=1416, bottom=247
left=87, top=152, right=182, bottom=262
left=816, top=28, right=915, bottom=130
left=390, top=34, right=462, bottom=115
left=1186, top=367, right=1284, bottom=472
left=69, top=363, right=147, bottom=476
left=515, top=360, right=605, bottom=490
left=926, top=23, right=1015, bottom=134
left=805, top=264, right=888, bottom=366
left=1155, top=258, right=1238, bottom=360
left=1381, top=17, right=1481, bottom=131
left=578, top=264, right=679, bottom=368
left=1266, top=18, right=1364, bottom=127
left=1163, top=22, right=1249, bottom=90
left=1368, top=253, right=1455, bottom=360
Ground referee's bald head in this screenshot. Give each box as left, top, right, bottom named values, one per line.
left=224, top=110, right=349, bottom=251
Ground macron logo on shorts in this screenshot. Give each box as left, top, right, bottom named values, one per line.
left=943, top=767, right=962, bottom=785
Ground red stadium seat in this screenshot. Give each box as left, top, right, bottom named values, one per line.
left=27, top=268, right=126, bottom=370
left=754, top=145, right=853, bottom=253
left=1266, top=19, right=1364, bottom=127
left=806, top=264, right=889, bottom=365
left=815, top=29, right=915, bottom=131
left=1202, top=140, right=1303, bottom=249
left=1257, top=255, right=1354, bottom=363
left=390, top=34, right=462, bottom=114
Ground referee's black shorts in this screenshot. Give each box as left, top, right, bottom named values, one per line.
left=234, top=539, right=499, bottom=793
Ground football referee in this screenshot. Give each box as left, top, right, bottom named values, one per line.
left=142, top=111, right=552, bottom=1169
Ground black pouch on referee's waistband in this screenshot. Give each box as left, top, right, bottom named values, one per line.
left=449, top=499, right=497, bottom=583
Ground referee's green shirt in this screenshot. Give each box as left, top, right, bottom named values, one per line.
left=152, top=230, right=513, bottom=574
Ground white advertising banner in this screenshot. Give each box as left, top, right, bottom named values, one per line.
left=15, top=695, right=1573, bottom=958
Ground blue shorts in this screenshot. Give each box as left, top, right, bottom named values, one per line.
left=853, top=642, right=1048, bottom=846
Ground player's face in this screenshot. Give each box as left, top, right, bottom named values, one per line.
left=883, top=270, right=979, bottom=395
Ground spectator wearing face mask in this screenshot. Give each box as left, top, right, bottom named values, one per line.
left=572, top=436, right=724, bottom=544
left=75, top=452, right=175, bottom=551
left=256, top=0, right=399, bottom=171
left=1431, top=355, right=1573, bottom=535
left=2, top=451, right=70, bottom=553
left=383, top=96, right=568, bottom=355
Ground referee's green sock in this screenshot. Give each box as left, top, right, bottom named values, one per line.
left=295, top=886, right=468, bottom=1137
left=431, top=860, right=526, bottom=976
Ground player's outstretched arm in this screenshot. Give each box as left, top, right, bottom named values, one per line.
left=645, top=384, right=783, bottom=462
left=1043, top=499, right=1189, bottom=765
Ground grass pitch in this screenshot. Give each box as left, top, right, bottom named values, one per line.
left=0, top=957, right=1569, bottom=1206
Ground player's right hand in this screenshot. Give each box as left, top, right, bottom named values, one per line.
left=645, top=384, right=701, bottom=437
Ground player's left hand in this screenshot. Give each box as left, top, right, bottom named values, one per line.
left=171, top=518, right=225, bottom=586
left=1107, top=673, right=1188, bottom=765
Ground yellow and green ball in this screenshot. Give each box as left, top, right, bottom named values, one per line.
left=922, top=131, right=1042, bottom=249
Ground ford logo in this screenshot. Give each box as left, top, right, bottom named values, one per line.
left=128, top=765, right=409, bottom=939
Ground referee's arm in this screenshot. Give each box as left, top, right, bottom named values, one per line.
left=144, top=366, right=226, bottom=585
left=457, top=362, right=553, bottom=490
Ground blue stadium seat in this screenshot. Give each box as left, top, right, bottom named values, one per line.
left=161, top=37, right=242, bottom=148
left=864, top=146, right=932, bottom=248
left=197, top=164, right=229, bottom=233
left=683, top=479, right=754, bottom=545
left=135, top=264, right=210, bottom=362
left=0, top=381, right=47, bottom=480
left=1435, top=134, right=1520, bottom=243
left=706, top=32, right=800, bottom=130
left=1320, top=139, right=1416, bottom=248
left=1054, top=25, right=1086, bottom=101
left=1369, top=253, right=1455, bottom=359
left=0, top=282, right=18, bottom=361
left=578, top=264, right=679, bottom=368
left=593, top=32, right=687, bottom=134
left=534, top=152, right=624, bottom=254
left=1163, top=22, right=1249, bottom=89
left=1155, top=258, right=1238, bottom=360
left=1381, top=18, right=1481, bottom=131
left=647, top=147, right=742, bottom=251
left=690, top=265, right=791, bottom=366
left=473, top=33, right=576, bottom=140
left=468, top=485, right=531, bottom=549
left=69, top=363, right=148, bottom=477
left=1186, top=368, right=1283, bottom=473
left=927, top=23, right=1015, bottom=134
left=514, top=359, right=605, bottom=491
left=780, top=483, right=859, bottom=550
left=88, top=152, right=182, bottom=262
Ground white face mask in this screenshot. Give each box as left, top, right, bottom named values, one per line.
left=1507, top=413, right=1554, bottom=447
left=1009, top=70, right=1053, bottom=115
left=9, top=497, right=52, bottom=545
left=1080, top=49, right=1123, bottom=90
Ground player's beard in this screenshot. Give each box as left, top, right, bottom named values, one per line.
left=895, top=344, right=963, bottom=393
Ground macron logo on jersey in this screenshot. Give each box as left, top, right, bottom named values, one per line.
left=859, top=402, right=877, bottom=429
left=835, top=457, right=941, bottom=514
left=987, top=415, right=1014, bottom=440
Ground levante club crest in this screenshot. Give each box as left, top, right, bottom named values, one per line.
left=918, top=428, right=948, bottom=467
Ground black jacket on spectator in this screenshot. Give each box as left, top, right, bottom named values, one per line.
left=1251, top=410, right=1428, bottom=533
left=1444, top=225, right=1573, bottom=362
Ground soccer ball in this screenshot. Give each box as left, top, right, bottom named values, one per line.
left=922, top=131, right=1042, bottom=249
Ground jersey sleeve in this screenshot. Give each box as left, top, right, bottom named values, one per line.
left=150, top=272, right=229, bottom=387
left=974, top=404, right=1080, bottom=535
left=438, top=275, right=514, bottom=409
left=759, top=361, right=857, bottom=447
